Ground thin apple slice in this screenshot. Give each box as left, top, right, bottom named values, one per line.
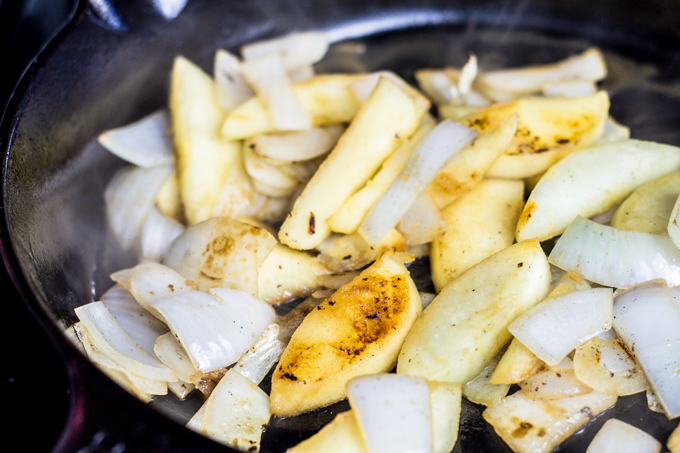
left=516, top=139, right=680, bottom=242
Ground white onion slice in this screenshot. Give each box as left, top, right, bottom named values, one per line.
left=140, top=205, right=185, bottom=262
left=75, top=302, right=176, bottom=382
left=476, top=47, right=607, bottom=96
left=519, top=362, right=592, bottom=400
left=97, top=110, right=173, bottom=168
left=463, top=352, right=510, bottom=408
left=549, top=216, right=680, bottom=289
left=396, top=191, right=447, bottom=246
left=457, top=54, right=478, bottom=96
left=347, top=374, right=433, bottom=453
left=586, top=419, right=661, bottom=453
left=163, top=217, right=276, bottom=295
left=287, top=64, right=315, bottom=83
left=152, top=289, right=275, bottom=373
left=249, top=125, right=342, bottom=161
left=104, top=164, right=173, bottom=250
left=668, top=193, right=680, bottom=249
left=573, top=337, right=648, bottom=396
left=541, top=79, right=597, bottom=97
left=508, top=287, right=613, bottom=365
left=414, top=69, right=454, bottom=105
left=241, top=31, right=329, bottom=70
left=154, top=332, right=198, bottom=383
left=111, top=262, right=193, bottom=319
left=241, top=54, right=311, bottom=131
left=243, top=143, right=300, bottom=194
left=612, top=279, right=680, bottom=418
left=483, top=389, right=617, bottom=453
left=202, top=368, right=271, bottom=451
left=358, top=120, right=477, bottom=245
left=100, top=283, right=168, bottom=357
left=214, top=49, right=255, bottom=112
left=232, top=323, right=285, bottom=386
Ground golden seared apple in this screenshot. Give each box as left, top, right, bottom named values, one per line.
left=270, top=251, right=422, bottom=417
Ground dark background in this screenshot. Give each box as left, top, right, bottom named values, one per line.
left=1, top=0, right=75, bottom=449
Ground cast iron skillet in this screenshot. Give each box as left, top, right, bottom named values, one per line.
left=2, top=0, right=680, bottom=451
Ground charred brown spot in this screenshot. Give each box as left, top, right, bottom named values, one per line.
left=512, top=421, right=534, bottom=438
left=517, top=262, right=524, bottom=268
left=281, top=372, right=298, bottom=381
left=556, top=138, right=570, bottom=145
left=308, top=213, right=316, bottom=235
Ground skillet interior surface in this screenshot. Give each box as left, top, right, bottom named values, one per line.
left=2, top=0, right=680, bottom=451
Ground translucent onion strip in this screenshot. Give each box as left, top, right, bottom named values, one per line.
left=75, top=301, right=177, bottom=382
left=100, top=283, right=168, bottom=357
left=241, top=31, right=329, bottom=70
left=586, top=419, right=661, bottom=453
left=612, top=280, right=680, bottom=418
left=248, top=125, right=343, bottom=161
left=549, top=216, right=680, bottom=289
left=152, top=289, right=275, bottom=373
left=214, top=49, right=255, bottom=112
left=104, top=164, right=173, bottom=250
left=508, top=287, right=613, bottom=365
left=241, top=54, right=311, bottom=131
left=232, top=323, right=285, bottom=385
left=358, top=120, right=477, bottom=246
left=97, top=110, right=173, bottom=168
left=140, top=205, right=185, bottom=262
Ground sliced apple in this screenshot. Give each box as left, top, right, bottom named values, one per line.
left=611, top=171, right=680, bottom=234
left=287, top=411, right=367, bottom=453
left=426, top=113, right=518, bottom=209
left=397, top=239, right=550, bottom=384
left=257, top=243, right=331, bottom=305
left=455, top=91, right=609, bottom=178
left=516, top=139, right=680, bottom=242
left=222, top=74, right=363, bottom=140
left=169, top=55, right=254, bottom=225
left=279, top=77, right=430, bottom=250
left=430, top=178, right=524, bottom=293
left=270, top=251, right=422, bottom=417
left=489, top=338, right=544, bottom=385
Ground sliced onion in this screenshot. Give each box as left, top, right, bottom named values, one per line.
left=347, top=374, right=432, bottom=453
left=420, top=292, right=436, bottom=309
left=396, top=192, right=447, bottom=246
left=202, top=369, right=271, bottom=451
left=519, top=361, right=592, bottom=400
left=586, top=419, right=661, bottom=453
left=75, top=301, right=177, bottom=382
left=483, top=389, right=617, bottom=453
left=100, top=283, right=168, bottom=357
left=152, top=289, right=275, bottom=373
left=596, top=116, right=631, bottom=145
left=243, top=143, right=300, bottom=195
left=573, top=337, right=648, bottom=396
left=104, top=164, right=173, bottom=250
left=163, top=217, right=277, bottom=295
left=241, top=54, right=311, bottom=131
left=429, top=381, right=463, bottom=453
left=414, top=68, right=455, bottom=105
left=111, top=262, right=194, bottom=319
left=358, top=120, right=477, bottom=246
left=213, top=49, right=255, bottom=112
left=463, top=351, right=510, bottom=408
left=541, top=79, right=597, bottom=97
left=168, top=380, right=195, bottom=400
left=241, top=31, right=329, bottom=70
left=232, top=323, right=285, bottom=385
left=476, top=47, right=607, bottom=97
left=154, top=332, right=198, bottom=383
left=248, top=125, right=343, bottom=161
left=457, top=54, right=478, bottom=96
left=612, top=279, right=680, bottom=418
left=508, top=287, right=613, bottom=365
left=97, top=110, right=173, bottom=168
left=549, top=216, right=680, bottom=289
left=140, top=205, right=185, bottom=262
left=287, top=64, right=315, bottom=83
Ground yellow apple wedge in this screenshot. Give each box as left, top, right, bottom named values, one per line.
left=397, top=239, right=550, bottom=384
left=270, top=251, right=422, bottom=417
